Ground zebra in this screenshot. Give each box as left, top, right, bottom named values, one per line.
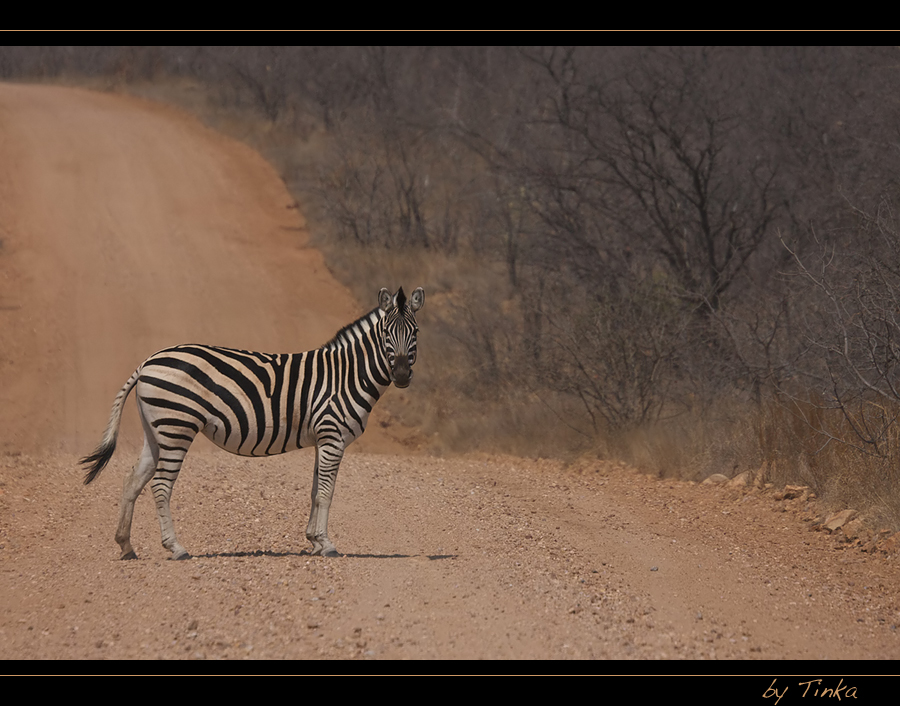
left=80, top=286, right=424, bottom=560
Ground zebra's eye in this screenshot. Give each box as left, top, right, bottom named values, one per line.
left=408, top=351, right=416, bottom=365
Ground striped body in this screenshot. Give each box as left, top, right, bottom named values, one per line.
left=143, top=328, right=388, bottom=458
left=81, top=287, right=424, bottom=560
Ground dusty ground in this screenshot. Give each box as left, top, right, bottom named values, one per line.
left=1, top=83, right=899, bottom=662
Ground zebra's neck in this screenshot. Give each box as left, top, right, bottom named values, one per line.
left=321, top=307, right=385, bottom=353
left=319, top=306, right=392, bottom=404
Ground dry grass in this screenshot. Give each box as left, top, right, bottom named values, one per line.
left=603, top=398, right=765, bottom=482
left=604, top=394, right=900, bottom=531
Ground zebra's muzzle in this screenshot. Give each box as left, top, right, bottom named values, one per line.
left=391, top=364, right=413, bottom=388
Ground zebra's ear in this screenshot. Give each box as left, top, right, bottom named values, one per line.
left=409, top=287, right=425, bottom=312
left=378, top=288, right=394, bottom=312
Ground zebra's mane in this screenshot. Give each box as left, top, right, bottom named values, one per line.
left=321, top=307, right=383, bottom=351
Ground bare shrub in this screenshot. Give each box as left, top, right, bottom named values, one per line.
left=786, top=199, right=900, bottom=458
left=534, top=271, right=693, bottom=433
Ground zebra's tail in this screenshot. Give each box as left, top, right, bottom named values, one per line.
left=80, top=367, right=141, bottom=485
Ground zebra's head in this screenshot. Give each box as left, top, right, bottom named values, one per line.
left=378, top=286, right=424, bottom=389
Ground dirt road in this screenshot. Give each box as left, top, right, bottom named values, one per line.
left=1, top=84, right=898, bottom=662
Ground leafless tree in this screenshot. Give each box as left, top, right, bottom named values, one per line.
left=518, top=46, right=785, bottom=313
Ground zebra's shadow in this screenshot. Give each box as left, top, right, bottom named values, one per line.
left=191, top=549, right=456, bottom=560
left=342, top=553, right=456, bottom=560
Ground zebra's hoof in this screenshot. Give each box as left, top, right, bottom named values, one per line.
left=172, top=552, right=192, bottom=561
left=120, top=551, right=138, bottom=560
left=322, top=549, right=341, bottom=558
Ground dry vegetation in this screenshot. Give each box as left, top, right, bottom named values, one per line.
left=4, top=46, right=900, bottom=530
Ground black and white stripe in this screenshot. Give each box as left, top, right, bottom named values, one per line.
left=81, top=286, right=424, bottom=560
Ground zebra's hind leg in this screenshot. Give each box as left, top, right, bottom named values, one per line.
left=150, top=438, right=193, bottom=560
left=115, top=431, right=159, bottom=560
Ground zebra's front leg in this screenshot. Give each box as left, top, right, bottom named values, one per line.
left=305, top=457, right=323, bottom=555
left=305, top=441, right=345, bottom=557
